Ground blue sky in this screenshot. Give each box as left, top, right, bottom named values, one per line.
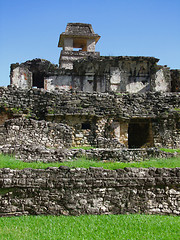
left=0, top=0, right=179, bottom=86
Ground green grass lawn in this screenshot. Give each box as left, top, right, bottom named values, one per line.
left=0, top=214, right=179, bottom=240
left=0, top=154, right=180, bottom=170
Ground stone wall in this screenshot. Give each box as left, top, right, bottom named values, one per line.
left=10, top=59, right=59, bottom=89
left=0, top=167, right=179, bottom=216
left=1, top=86, right=179, bottom=119
left=73, top=56, right=160, bottom=93
left=0, top=118, right=72, bottom=162
left=59, top=51, right=100, bottom=70
left=1, top=142, right=175, bottom=163
left=152, top=116, right=180, bottom=149
left=10, top=57, right=178, bottom=93
left=49, top=56, right=170, bottom=93
left=68, top=148, right=176, bottom=162
left=0, top=86, right=179, bottom=149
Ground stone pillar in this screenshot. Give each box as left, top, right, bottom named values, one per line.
left=154, top=68, right=171, bottom=92
left=87, top=39, right=96, bottom=52
left=63, top=38, right=73, bottom=51
left=11, top=66, right=32, bottom=89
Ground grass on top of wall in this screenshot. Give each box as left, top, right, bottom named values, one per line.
left=0, top=154, right=180, bottom=170
left=160, top=148, right=180, bottom=153
left=71, top=146, right=96, bottom=150
left=0, top=214, right=179, bottom=240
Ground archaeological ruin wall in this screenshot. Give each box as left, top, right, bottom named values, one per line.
left=0, top=86, right=179, bottom=150
left=0, top=117, right=72, bottom=162
left=10, top=56, right=175, bottom=94
left=0, top=167, right=179, bottom=216
left=0, top=116, right=175, bottom=163
left=9, top=22, right=179, bottom=93
left=10, top=59, right=59, bottom=90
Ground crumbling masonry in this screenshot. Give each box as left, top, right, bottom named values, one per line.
left=0, top=23, right=180, bottom=216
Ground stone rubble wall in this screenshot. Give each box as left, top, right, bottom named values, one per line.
left=0, top=86, right=179, bottom=118
left=0, top=143, right=175, bottom=163
left=0, top=144, right=66, bottom=162
left=152, top=116, right=180, bottom=149
left=0, top=118, right=72, bottom=162
left=0, top=167, right=179, bottom=216
left=68, top=148, right=176, bottom=162
left=0, top=86, right=179, bottom=149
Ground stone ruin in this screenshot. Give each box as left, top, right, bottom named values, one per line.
left=58, top=23, right=100, bottom=69
left=0, top=23, right=180, bottom=216
left=10, top=23, right=180, bottom=93
left=1, top=22, right=180, bottom=160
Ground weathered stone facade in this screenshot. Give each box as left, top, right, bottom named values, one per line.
left=0, top=117, right=72, bottom=162
left=11, top=56, right=177, bottom=94
left=0, top=116, right=175, bottom=162
left=58, top=23, right=100, bottom=69
left=0, top=86, right=179, bottom=151
left=10, top=23, right=179, bottom=93
left=10, top=59, right=59, bottom=89
left=0, top=167, right=179, bottom=216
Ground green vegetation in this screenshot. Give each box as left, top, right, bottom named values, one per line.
left=10, top=107, right=22, bottom=114
left=0, top=154, right=180, bottom=170
left=71, top=146, right=96, bottom=150
left=160, top=148, right=180, bottom=153
left=0, top=214, right=179, bottom=240
left=47, top=108, right=55, bottom=115
left=0, top=188, right=14, bottom=196
left=115, top=92, right=122, bottom=96
left=24, top=108, right=34, bottom=119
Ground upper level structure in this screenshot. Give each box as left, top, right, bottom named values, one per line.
left=58, top=23, right=100, bottom=69
left=10, top=23, right=180, bottom=93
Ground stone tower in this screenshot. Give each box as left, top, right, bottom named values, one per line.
left=58, top=23, right=100, bottom=69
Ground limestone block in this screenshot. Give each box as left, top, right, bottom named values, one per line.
left=110, top=68, right=121, bottom=84
left=11, top=66, right=32, bottom=89
left=44, top=76, right=72, bottom=91
left=87, top=39, right=96, bottom=52
left=126, top=81, right=149, bottom=93
left=154, top=69, right=171, bottom=92
left=83, top=76, right=94, bottom=92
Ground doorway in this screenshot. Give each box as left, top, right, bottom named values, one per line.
left=128, top=119, right=154, bottom=148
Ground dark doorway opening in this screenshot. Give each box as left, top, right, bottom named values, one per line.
left=32, top=72, right=45, bottom=88
left=128, top=120, right=154, bottom=148
left=82, top=122, right=91, bottom=130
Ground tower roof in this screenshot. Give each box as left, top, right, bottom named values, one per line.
left=58, top=23, right=100, bottom=47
